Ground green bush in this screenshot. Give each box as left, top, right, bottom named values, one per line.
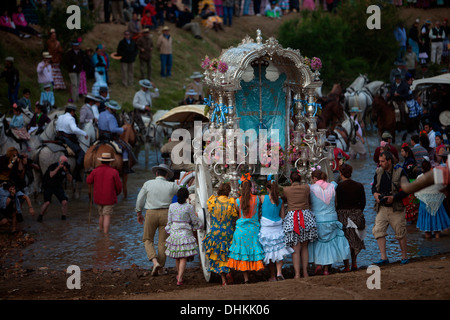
left=37, top=1, right=95, bottom=51
left=277, top=0, right=402, bottom=90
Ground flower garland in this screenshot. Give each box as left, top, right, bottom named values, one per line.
left=201, top=55, right=228, bottom=74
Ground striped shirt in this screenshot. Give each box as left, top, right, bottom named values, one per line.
left=411, top=143, right=428, bottom=170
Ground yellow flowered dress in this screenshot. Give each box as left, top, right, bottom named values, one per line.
left=203, top=195, right=238, bottom=274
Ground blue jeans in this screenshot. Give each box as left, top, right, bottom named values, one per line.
left=223, top=6, right=233, bottom=26
left=8, top=83, right=20, bottom=105
left=243, top=0, right=251, bottom=15
left=160, top=54, right=172, bottom=77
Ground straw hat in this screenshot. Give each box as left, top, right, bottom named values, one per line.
left=42, top=52, right=52, bottom=59
left=97, top=153, right=115, bottom=162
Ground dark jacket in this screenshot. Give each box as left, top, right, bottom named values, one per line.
left=64, top=49, right=85, bottom=73
left=1, top=65, right=19, bottom=88
left=117, top=38, right=138, bottom=63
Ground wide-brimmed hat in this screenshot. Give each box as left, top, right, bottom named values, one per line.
left=86, top=94, right=101, bottom=102
left=151, top=163, right=174, bottom=179
left=5, top=56, right=14, bottom=63
left=43, top=83, right=52, bottom=89
left=350, top=107, right=360, bottom=113
left=394, top=59, right=406, bottom=66
left=42, top=52, right=52, bottom=59
left=110, top=52, right=122, bottom=60
left=105, top=100, right=121, bottom=110
left=65, top=103, right=77, bottom=111
left=190, top=71, right=204, bottom=79
left=97, top=152, right=115, bottom=162
left=162, top=26, right=170, bottom=31
left=185, top=89, right=197, bottom=95
left=143, top=28, right=150, bottom=33
left=139, top=79, right=153, bottom=88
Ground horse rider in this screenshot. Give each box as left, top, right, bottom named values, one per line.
left=55, top=104, right=88, bottom=181
left=387, top=74, right=410, bottom=124
left=97, top=100, right=135, bottom=174
left=80, top=94, right=101, bottom=128
left=132, top=79, right=159, bottom=133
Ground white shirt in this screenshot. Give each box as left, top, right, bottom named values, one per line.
left=36, top=60, right=53, bottom=84
left=56, top=112, right=87, bottom=137
left=428, top=130, right=436, bottom=148
left=135, top=176, right=180, bottom=211
left=133, top=88, right=160, bottom=111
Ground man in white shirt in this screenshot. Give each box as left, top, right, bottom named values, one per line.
left=423, top=122, right=436, bottom=148
left=132, top=79, right=159, bottom=133
left=133, top=79, right=159, bottom=112
left=36, top=52, right=53, bottom=90
left=55, top=104, right=88, bottom=180
left=135, top=164, right=179, bottom=276
left=80, top=94, right=100, bottom=127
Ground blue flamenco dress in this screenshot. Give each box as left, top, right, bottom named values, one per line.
left=415, top=175, right=450, bottom=233
left=308, top=181, right=351, bottom=265
left=227, top=195, right=265, bottom=271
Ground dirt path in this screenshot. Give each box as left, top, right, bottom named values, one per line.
left=1, top=231, right=448, bottom=300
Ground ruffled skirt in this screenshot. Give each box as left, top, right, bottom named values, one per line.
left=416, top=201, right=450, bottom=232
left=52, top=63, right=66, bottom=90
left=165, top=229, right=198, bottom=259
left=227, top=218, right=265, bottom=272
left=308, top=219, right=351, bottom=265
left=283, top=209, right=318, bottom=246
left=259, top=217, right=294, bottom=264
left=337, top=209, right=366, bottom=255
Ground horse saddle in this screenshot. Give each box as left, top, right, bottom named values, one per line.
left=93, top=140, right=122, bottom=154
left=44, top=141, right=75, bottom=157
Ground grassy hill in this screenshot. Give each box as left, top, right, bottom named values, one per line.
left=1, top=7, right=449, bottom=116
left=0, top=13, right=286, bottom=115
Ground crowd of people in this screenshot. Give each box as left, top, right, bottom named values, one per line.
left=1, top=0, right=449, bottom=286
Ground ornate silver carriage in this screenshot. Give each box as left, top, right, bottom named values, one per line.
left=193, top=30, right=335, bottom=282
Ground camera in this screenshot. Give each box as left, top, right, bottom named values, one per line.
left=63, top=161, right=70, bottom=169
left=17, top=154, right=24, bottom=160
left=378, top=193, right=391, bottom=204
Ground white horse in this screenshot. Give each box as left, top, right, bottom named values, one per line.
left=32, top=118, right=97, bottom=199
left=345, top=74, right=369, bottom=95
left=344, top=80, right=385, bottom=129
left=0, top=114, right=43, bottom=157
left=332, top=112, right=357, bottom=152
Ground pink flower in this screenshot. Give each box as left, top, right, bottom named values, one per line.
left=218, top=61, right=228, bottom=73
left=311, top=57, right=322, bottom=70
left=201, top=56, right=211, bottom=69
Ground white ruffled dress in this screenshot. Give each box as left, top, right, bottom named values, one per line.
left=259, top=195, right=294, bottom=264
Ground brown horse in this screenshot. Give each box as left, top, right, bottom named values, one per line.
left=371, top=95, right=397, bottom=143
left=317, top=98, right=345, bottom=130
left=84, top=143, right=132, bottom=198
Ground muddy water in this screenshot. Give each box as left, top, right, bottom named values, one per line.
left=9, top=133, right=450, bottom=272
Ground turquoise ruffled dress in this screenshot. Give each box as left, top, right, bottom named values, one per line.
left=308, top=182, right=351, bottom=265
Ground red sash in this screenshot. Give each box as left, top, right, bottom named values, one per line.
left=293, top=210, right=305, bottom=235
